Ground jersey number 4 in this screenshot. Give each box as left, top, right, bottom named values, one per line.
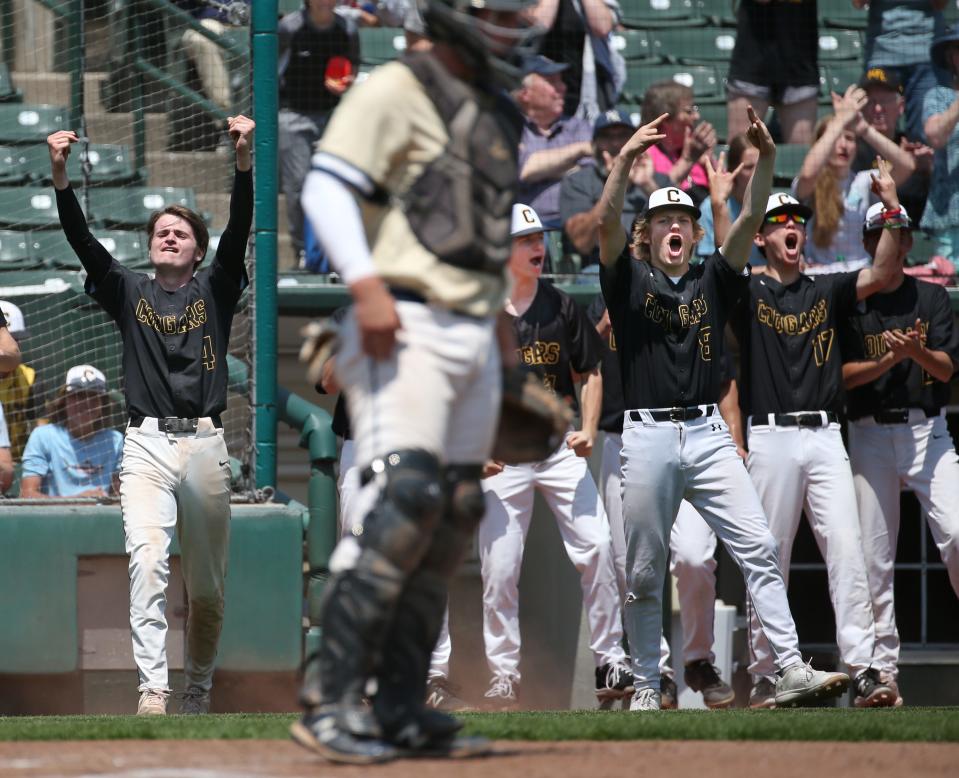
left=202, top=335, right=216, bottom=372
left=812, top=328, right=835, bottom=368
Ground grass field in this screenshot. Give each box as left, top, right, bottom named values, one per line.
left=1, top=709, right=958, bottom=743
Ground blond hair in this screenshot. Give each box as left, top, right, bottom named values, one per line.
left=810, top=116, right=844, bottom=250
left=630, top=214, right=705, bottom=262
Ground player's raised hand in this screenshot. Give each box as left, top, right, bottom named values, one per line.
left=228, top=115, right=255, bottom=170
left=47, top=130, right=79, bottom=168
left=621, top=113, right=668, bottom=159
left=705, top=150, right=743, bottom=203
left=870, top=157, right=900, bottom=210
left=744, top=105, right=775, bottom=158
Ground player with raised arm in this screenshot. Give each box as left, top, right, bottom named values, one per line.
left=598, top=107, right=849, bottom=711
left=48, top=115, right=255, bottom=716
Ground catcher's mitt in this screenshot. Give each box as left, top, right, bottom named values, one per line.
left=491, top=367, right=573, bottom=465
left=299, top=319, right=342, bottom=388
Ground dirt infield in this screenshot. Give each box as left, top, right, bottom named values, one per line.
left=2, top=739, right=957, bottom=778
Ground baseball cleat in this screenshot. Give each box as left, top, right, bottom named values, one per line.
left=629, top=688, right=662, bottom=711
left=290, top=712, right=398, bottom=765
left=684, top=659, right=736, bottom=709
left=137, top=689, right=169, bottom=716
left=426, top=676, right=476, bottom=713
left=775, top=661, right=848, bottom=707
left=178, top=685, right=210, bottom=715
left=483, top=675, right=520, bottom=711
left=595, top=660, right=635, bottom=703
left=749, top=677, right=777, bottom=709
left=853, top=668, right=896, bottom=708
left=660, top=675, right=679, bottom=710
left=880, top=673, right=904, bottom=707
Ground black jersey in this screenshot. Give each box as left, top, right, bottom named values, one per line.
left=586, top=295, right=626, bottom=433
left=56, top=168, right=253, bottom=421
left=600, top=250, right=748, bottom=409
left=841, top=276, right=959, bottom=419
left=733, top=271, right=860, bottom=417
left=513, top=279, right=603, bottom=412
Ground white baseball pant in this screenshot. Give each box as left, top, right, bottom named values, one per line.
left=746, top=417, right=879, bottom=680
left=848, top=411, right=959, bottom=680
left=601, top=433, right=719, bottom=670
left=479, top=441, right=626, bottom=681
left=119, top=417, right=231, bottom=694
left=337, top=438, right=452, bottom=678
left=620, top=408, right=803, bottom=691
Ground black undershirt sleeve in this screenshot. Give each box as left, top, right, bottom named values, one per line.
left=212, top=167, right=254, bottom=287
left=55, top=184, right=114, bottom=284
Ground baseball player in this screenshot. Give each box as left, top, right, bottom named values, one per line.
left=728, top=162, right=903, bottom=709
left=588, top=296, right=737, bottom=709
left=479, top=204, right=632, bottom=711
left=48, top=115, right=255, bottom=716
left=292, top=0, right=533, bottom=763
left=840, top=201, right=959, bottom=707
left=0, top=300, right=34, bottom=459
left=598, top=107, right=849, bottom=711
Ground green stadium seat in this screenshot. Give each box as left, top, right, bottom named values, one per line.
left=278, top=0, right=303, bottom=15
left=0, top=105, right=69, bottom=144
left=19, top=143, right=138, bottom=186
left=0, top=230, right=37, bottom=269
left=0, top=187, right=62, bottom=229
left=615, top=103, right=643, bottom=127
left=818, top=0, right=868, bottom=29
left=619, top=0, right=705, bottom=28
left=88, top=187, right=198, bottom=229
left=0, top=146, right=31, bottom=184
left=696, top=102, right=729, bottom=143
left=907, top=231, right=939, bottom=266
left=624, top=63, right=722, bottom=102
left=649, top=27, right=737, bottom=64
left=773, top=144, right=810, bottom=185
left=359, top=27, right=406, bottom=65
left=27, top=230, right=73, bottom=268
left=696, top=0, right=737, bottom=27
left=822, top=63, right=863, bottom=95
left=0, top=63, right=22, bottom=103
left=609, top=29, right=656, bottom=63
left=817, top=30, right=864, bottom=61
left=34, top=229, right=148, bottom=269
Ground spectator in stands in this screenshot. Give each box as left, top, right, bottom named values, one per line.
left=861, top=0, right=949, bottom=145
left=793, top=85, right=915, bottom=271
left=0, top=300, right=36, bottom=461
left=560, top=109, right=668, bottom=269
left=529, top=0, right=623, bottom=118
left=726, top=0, right=819, bottom=144
left=0, top=403, right=12, bottom=494
left=852, top=67, right=933, bottom=226
left=697, top=133, right=765, bottom=266
left=516, top=55, right=594, bottom=230
left=20, top=365, right=122, bottom=499
left=642, top=80, right=716, bottom=205
left=921, top=25, right=959, bottom=268
left=279, top=0, right=360, bottom=265
left=174, top=1, right=251, bottom=113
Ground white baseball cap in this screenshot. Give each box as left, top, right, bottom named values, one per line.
left=863, top=201, right=913, bottom=233
left=0, top=300, right=26, bottom=337
left=644, top=187, right=700, bottom=219
left=64, top=364, right=108, bottom=395
left=511, top=203, right=545, bottom=238
left=763, top=192, right=813, bottom=220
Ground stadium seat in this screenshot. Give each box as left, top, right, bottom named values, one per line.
left=27, top=230, right=73, bottom=268
left=773, top=144, right=810, bottom=185
left=822, top=63, right=863, bottom=95
left=696, top=102, right=729, bottom=143
left=696, top=0, right=737, bottom=27
left=817, top=30, right=864, bottom=62
left=619, top=0, right=704, bottom=28
left=0, top=187, right=62, bottom=229
left=278, top=0, right=303, bottom=15
left=359, top=27, right=406, bottom=65
left=0, top=146, right=31, bottom=185
left=908, top=231, right=939, bottom=266
left=615, top=103, right=643, bottom=127
left=609, top=29, right=656, bottom=63
left=0, top=63, right=22, bottom=103
left=0, top=105, right=69, bottom=144
left=88, top=187, right=198, bottom=229
left=818, top=0, right=868, bottom=29
left=0, top=230, right=37, bottom=269
left=649, top=27, right=737, bottom=64
left=624, top=63, right=722, bottom=102
left=19, top=143, right=138, bottom=186
left=34, top=229, right=148, bottom=269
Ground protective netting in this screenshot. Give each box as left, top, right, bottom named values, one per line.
left=0, top=1, right=253, bottom=497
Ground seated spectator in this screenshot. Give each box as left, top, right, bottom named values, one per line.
left=853, top=67, right=933, bottom=222
left=0, top=403, right=13, bottom=494
left=0, top=300, right=36, bottom=460
left=560, top=109, right=669, bottom=269
left=921, top=25, right=959, bottom=268
left=642, top=80, right=716, bottom=205
left=793, top=85, right=915, bottom=271
left=20, top=365, right=122, bottom=499
left=697, top=133, right=764, bottom=265
left=862, top=0, right=949, bottom=145
left=516, top=55, right=594, bottom=229
left=279, top=0, right=360, bottom=265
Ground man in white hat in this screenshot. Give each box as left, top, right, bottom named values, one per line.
left=729, top=160, right=902, bottom=709
left=20, top=364, right=122, bottom=498
left=0, top=300, right=33, bottom=460
left=478, top=202, right=633, bottom=711
left=597, top=107, right=849, bottom=711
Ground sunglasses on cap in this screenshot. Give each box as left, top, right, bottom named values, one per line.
left=764, top=213, right=807, bottom=225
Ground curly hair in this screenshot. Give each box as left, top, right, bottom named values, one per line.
left=630, top=214, right=706, bottom=263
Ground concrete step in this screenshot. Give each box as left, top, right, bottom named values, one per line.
left=12, top=71, right=110, bottom=116
left=85, top=112, right=168, bottom=155
left=145, top=150, right=235, bottom=193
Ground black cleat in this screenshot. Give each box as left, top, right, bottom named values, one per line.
left=660, top=675, right=679, bottom=709
left=595, top=661, right=635, bottom=702
left=290, top=711, right=397, bottom=765
left=684, top=659, right=736, bottom=709
left=853, top=668, right=896, bottom=708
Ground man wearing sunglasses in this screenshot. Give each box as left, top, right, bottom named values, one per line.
left=727, top=161, right=903, bottom=709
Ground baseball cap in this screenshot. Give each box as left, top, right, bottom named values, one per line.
left=511, top=203, right=545, bottom=237
left=644, top=187, right=700, bottom=219
left=593, top=108, right=635, bottom=137
left=931, top=24, right=959, bottom=71
left=763, top=193, right=813, bottom=221
left=863, top=201, right=913, bottom=234
left=64, top=364, right=108, bottom=395
left=522, top=54, right=568, bottom=77
left=0, top=300, right=26, bottom=337
left=858, top=67, right=903, bottom=93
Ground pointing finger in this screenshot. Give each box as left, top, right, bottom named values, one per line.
left=746, top=104, right=758, bottom=125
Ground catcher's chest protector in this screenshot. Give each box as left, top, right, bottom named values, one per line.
left=401, top=51, right=522, bottom=275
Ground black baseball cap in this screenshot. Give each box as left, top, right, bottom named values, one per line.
left=522, top=55, right=568, bottom=77
left=593, top=108, right=635, bottom=137
left=859, top=67, right=903, bottom=93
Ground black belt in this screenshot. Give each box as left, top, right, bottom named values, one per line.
left=751, top=412, right=838, bottom=428
left=129, top=415, right=222, bottom=433
left=629, top=405, right=715, bottom=423
left=865, top=408, right=938, bottom=425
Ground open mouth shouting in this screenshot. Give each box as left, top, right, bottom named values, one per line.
left=667, top=233, right=684, bottom=259
left=783, top=231, right=801, bottom=261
